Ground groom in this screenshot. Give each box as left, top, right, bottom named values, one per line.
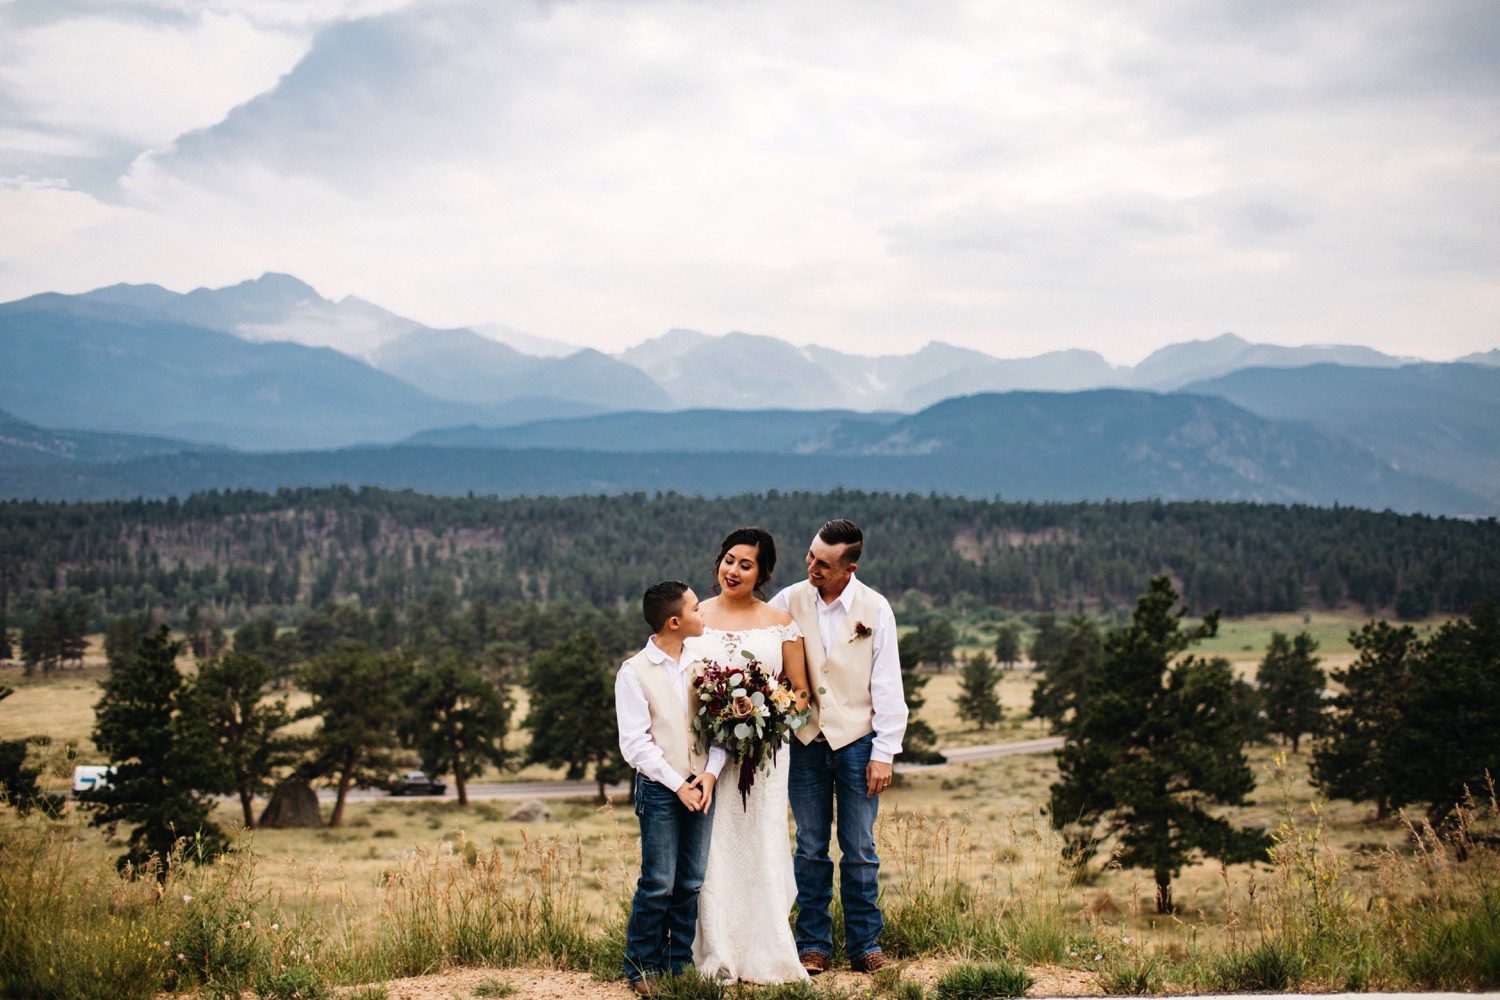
left=771, top=518, right=908, bottom=975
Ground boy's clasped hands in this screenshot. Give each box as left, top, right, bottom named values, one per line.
left=676, top=772, right=716, bottom=812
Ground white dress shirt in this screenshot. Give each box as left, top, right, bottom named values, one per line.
left=771, top=575, right=907, bottom=763
left=615, top=636, right=727, bottom=791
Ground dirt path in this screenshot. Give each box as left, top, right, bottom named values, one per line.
left=333, top=960, right=1103, bottom=998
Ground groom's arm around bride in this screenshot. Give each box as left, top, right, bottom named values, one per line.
left=770, top=519, right=908, bottom=975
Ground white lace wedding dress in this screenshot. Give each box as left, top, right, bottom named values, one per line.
left=687, top=623, right=808, bottom=984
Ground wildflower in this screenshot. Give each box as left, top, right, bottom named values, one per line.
left=182, top=894, right=193, bottom=903
left=177, top=953, right=185, bottom=961
left=271, top=923, right=279, bottom=931
left=240, top=920, right=251, bottom=929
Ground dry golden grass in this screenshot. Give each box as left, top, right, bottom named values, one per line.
left=3, top=609, right=1489, bottom=997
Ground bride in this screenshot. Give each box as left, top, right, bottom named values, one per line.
left=687, top=527, right=811, bottom=984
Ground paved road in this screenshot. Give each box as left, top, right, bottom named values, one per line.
left=897, top=735, right=1064, bottom=771
left=318, top=735, right=1065, bottom=803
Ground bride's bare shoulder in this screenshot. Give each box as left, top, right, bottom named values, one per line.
left=761, top=604, right=794, bottom=628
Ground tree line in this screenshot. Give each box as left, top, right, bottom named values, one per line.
left=2, top=488, right=1497, bottom=634
left=5, top=573, right=1494, bottom=899
left=954, top=584, right=1500, bottom=912
left=0, top=593, right=644, bottom=872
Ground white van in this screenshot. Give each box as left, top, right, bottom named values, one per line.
left=71, top=765, right=114, bottom=798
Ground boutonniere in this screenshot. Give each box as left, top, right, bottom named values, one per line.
left=849, top=621, right=872, bottom=642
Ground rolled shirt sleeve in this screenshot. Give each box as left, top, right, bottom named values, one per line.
left=706, top=746, right=727, bottom=778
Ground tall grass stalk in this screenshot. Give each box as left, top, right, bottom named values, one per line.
left=1226, top=755, right=1500, bottom=991
left=3, top=772, right=1497, bottom=995
left=880, top=809, right=1098, bottom=965
left=338, top=829, right=623, bottom=981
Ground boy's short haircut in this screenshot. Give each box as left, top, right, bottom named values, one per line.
left=818, top=518, right=863, bottom=564
left=643, top=580, right=691, bottom=633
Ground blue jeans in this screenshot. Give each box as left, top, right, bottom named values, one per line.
left=623, top=774, right=715, bottom=982
left=789, top=732, right=883, bottom=960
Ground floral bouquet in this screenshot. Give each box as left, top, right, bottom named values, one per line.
left=692, top=649, right=811, bottom=807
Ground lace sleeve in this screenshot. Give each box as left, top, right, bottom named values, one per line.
left=778, top=620, right=804, bottom=643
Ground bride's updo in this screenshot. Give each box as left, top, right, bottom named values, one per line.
left=715, top=526, right=777, bottom=596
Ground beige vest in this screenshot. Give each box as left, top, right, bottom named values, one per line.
left=624, top=647, right=709, bottom=780
left=786, top=579, right=881, bottom=750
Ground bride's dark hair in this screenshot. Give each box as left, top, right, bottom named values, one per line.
left=715, top=526, right=777, bottom=597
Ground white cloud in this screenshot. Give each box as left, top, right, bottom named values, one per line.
left=1, top=0, right=1496, bottom=362
left=0, top=10, right=310, bottom=150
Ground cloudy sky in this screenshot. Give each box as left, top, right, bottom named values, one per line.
left=1, top=0, right=1496, bottom=363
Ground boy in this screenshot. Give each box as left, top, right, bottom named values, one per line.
left=616, top=581, right=726, bottom=994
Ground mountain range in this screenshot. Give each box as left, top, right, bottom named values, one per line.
left=0, top=390, right=1481, bottom=513
left=0, top=273, right=1495, bottom=514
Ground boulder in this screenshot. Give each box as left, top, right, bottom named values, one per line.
left=259, top=778, right=324, bottom=828
left=506, top=798, right=551, bottom=822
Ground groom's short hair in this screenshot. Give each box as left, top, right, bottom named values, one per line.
left=818, top=519, right=863, bottom=564
left=643, top=580, right=691, bottom=632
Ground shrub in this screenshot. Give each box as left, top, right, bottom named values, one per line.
left=1210, top=943, right=1306, bottom=992
left=935, top=961, right=1034, bottom=999
left=1101, top=953, right=1165, bottom=995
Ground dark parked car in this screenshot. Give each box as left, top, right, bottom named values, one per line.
left=390, top=771, right=447, bottom=796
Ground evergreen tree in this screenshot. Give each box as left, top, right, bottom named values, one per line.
left=232, top=615, right=277, bottom=657
left=401, top=652, right=511, bottom=805
left=1028, top=612, right=1066, bottom=675
left=232, top=615, right=297, bottom=680
left=896, top=632, right=944, bottom=764
left=1311, top=621, right=1417, bottom=819
left=302, top=646, right=408, bottom=826
left=1256, top=631, right=1326, bottom=752
left=88, top=626, right=224, bottom=873
left=525, top=629, right=625, bottom=801
left=373, top=599, right=402, bottom=650
left=105, top=612, right=154, bottom=672
left=1029, top=614, right=1102, bottom=732
left=185, top=603, right=226, bottom=661
left=1050, top=577, right=1268, bottom=913
left=906, top=619, right=957, bottom=672
left=0, top=610, right=11, bottom=663
left=993, top=623, right=1022, bottom=669
left=1387, top=600, right=1500, bottom=826
left=954, top=650, right=1003, bottom=730
left=59, top=596, right=88, bottom=668
left=184, top=651, right=298, bottom=828
left=296, top=605, right=342, bottom=661
left=19, top=606, right=61, bottom=675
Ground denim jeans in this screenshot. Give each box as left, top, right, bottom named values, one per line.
left=623, top=774, right=715, bottom=982
left=788, top=732, right=883, bottom=960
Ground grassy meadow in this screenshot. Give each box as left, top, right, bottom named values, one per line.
left=1, top=611, right=1496, bottom=998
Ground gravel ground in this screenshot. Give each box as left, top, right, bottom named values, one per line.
left=327, top=960, right=1105, bottom=999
